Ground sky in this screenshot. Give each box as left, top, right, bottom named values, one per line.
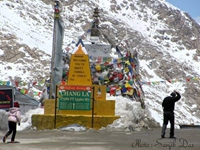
left=1, top=0, right=200, bottom=131
left=166, top=0, right=200, bottom=23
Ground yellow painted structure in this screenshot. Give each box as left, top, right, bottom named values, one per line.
left=67, top=54, right=92, bottom=85
left=32, top=98, right=119, bottom=130
left=93, top=85, right=106, bottom=100
left=32, top=114, right=119, bottom=130
left=32, top=42, right=119, bottom=130
left=44, top=99, right=115, bottom=116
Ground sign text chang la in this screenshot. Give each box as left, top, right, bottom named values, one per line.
left=57, top=85, right=92, bottom=110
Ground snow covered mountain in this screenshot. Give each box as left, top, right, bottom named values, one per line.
left=1, top=0, right=200, bottom=129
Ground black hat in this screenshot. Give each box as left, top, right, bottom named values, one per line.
left=170, top=92, right=176, bottom=97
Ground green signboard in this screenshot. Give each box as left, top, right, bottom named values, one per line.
left=57, top=85, right=91, bottom=110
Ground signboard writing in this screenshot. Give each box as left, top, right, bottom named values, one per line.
left=68, top=54, right=92, bottom=85
left=57, top=85, right=91, bottom=110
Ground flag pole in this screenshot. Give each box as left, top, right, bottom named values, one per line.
left=49, top=0, right=61, bottom=99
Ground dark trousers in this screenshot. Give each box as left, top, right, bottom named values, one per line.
left=161, top=111, right=174, bottom=137
left=5, top=121, right=17, bottom=141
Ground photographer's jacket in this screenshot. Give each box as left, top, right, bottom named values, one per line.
left=162, top=92, right=181, bottom=112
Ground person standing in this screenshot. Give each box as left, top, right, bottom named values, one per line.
left=161, top=90, right=181, bottom=138
left=2, top=101, right=21, bottom=143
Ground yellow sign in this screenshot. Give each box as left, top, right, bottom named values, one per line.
left=93, top=85, right=106, bottom=101
left=68, top=54, right=92, bottom=85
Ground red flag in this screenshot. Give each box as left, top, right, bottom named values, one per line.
left=15, top=81, right=19, bottom=87
left=186, top=78, right=190, bottom=82
left=32, top=82, right=37, bottom=85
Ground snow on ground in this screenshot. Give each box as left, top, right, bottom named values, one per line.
left=1, top=92, right=200, bottom=132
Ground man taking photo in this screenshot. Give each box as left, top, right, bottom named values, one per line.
left=161, top=90, right=181, bottom=138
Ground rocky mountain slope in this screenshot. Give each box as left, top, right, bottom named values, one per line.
left=1, top=0, right=200, bottom=126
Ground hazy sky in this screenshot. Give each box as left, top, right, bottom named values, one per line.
left=166, top=0, right=200, bottom=23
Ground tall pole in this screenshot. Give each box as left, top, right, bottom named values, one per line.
left=91, top=86, right=95, bottom=128
left=50, top=0, right=61, bottom=99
